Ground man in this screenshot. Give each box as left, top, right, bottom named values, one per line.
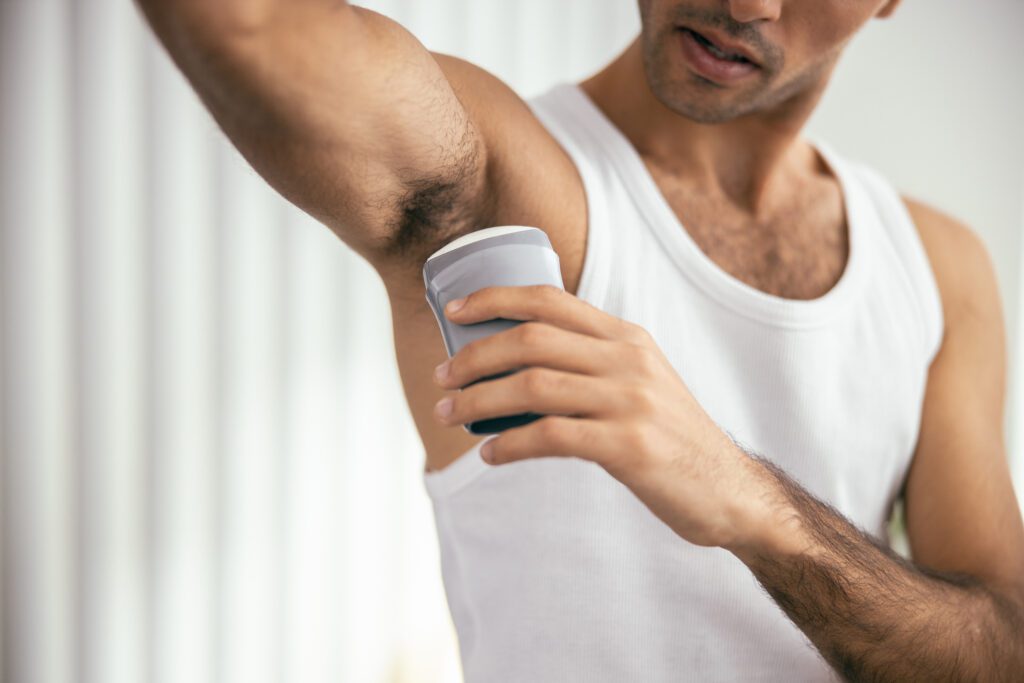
left=136, top=0, right=1024, bottom=680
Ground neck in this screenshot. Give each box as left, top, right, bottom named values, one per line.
left=580, top=37, right=834, bottom=215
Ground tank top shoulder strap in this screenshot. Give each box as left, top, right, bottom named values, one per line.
left=525, top=82, right=618, bottom=309
left=822, top=144, right=945, bottom=365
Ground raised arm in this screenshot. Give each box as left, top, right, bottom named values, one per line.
left=134, top=0, right=495, bottom=266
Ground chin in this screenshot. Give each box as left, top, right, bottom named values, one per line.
left=651, top=75, right=758, bottom=124
left=669, top=101, right=745, bottom=124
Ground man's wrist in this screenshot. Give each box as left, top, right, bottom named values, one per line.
left=721, top=446, right=815, bottom=564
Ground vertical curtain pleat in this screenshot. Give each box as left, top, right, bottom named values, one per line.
left=142, top=25, right=221, bottom=683
left=280, top=211, right=349, bottom=682
left=71, top=2, right=147, bottom=683
left=1, top=2, right=75, bottom=683
left=215, top=140, right=288, bottom=683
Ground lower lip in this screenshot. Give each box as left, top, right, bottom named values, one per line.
left=677, top=29, right=758, bottom=84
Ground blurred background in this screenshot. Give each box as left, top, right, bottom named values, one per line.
left=1, top=0, right=1022, bottom=681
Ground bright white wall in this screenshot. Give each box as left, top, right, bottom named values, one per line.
left=1, top=1, right=1021, bottom=683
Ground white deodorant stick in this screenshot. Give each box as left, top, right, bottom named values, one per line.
left=423, top=226, right=565, bottom=434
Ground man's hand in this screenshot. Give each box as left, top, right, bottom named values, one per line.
left=430, top=284, right=788, bottom=551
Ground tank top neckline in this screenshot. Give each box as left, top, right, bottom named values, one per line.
left=556, top=81, right=873, bottom=329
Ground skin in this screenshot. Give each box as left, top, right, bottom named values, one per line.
left=136, top=0, right=1024, bottom=679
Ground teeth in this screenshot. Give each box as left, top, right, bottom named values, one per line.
left=707, top=43, right=729, bottom=59
left=691, top=30, right=748, bottom=63
left=709, top=43, right=745, bottom=62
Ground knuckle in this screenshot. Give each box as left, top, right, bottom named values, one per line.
left=622, top=344, right=655, bottom=376
left=633, top=345, right=660, bottom=375
left=516, top=321, right=547, bottom=347
left=617, top=318, right=646, bottom=343
left=537, top=416, right=570, bottom=446
left=629, top=323, right=653, bottom=345
left=626, top=383, right=658, bottom=413
left=521, top=367, right=552, bottom=395
left=622, top=421, right=653, bottom=456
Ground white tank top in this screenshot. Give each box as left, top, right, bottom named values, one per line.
left=422, top=82, right=943, bottom=682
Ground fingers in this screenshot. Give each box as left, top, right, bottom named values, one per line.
left=435, top=321, right=615, bottom=389
left=480, top=415, right=616, bottom=466
left=434, top=367, right=621, bottom=428
left=444, top=285, right=635, bottom=342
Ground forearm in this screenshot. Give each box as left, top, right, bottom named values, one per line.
left=731, top=453, right=1024, bottom=682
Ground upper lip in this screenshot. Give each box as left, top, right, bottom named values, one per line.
left=679, top=25, right=760, bottom=66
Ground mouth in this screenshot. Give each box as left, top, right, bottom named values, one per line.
left=676, top=26, right=761, bottom=83
left=678, top=26, right=759, bottom=66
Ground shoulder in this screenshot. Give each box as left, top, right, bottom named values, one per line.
left=431, top=54, right=583, bottom=224
left=900, top=196, right=1002, bottom=329
left=378, top=56, right=586, bottom=299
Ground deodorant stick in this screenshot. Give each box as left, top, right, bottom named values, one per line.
left=423, top=225, right=565, bottom=434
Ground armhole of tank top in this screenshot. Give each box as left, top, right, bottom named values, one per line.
left=854, top=162, right=945, bottom=367
left=526, top=87, right=610, bottom=311
left=422, top=88, right=612, bottom=501
left=423, top=436, right=493, bottom=500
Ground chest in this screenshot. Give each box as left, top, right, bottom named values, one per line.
left=638, top=294, right=927, bottom=536
left=645, top=160, right=849, bottom=301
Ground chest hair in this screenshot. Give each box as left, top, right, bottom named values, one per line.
left=647, top=162, right=850, bottom=301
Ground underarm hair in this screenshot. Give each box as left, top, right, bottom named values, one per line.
left=729, top=437, right=1024, bottom=683
left=384, top=120, right=491, bottom=265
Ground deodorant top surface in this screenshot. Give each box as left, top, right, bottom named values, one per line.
left=422, top=225, right=556, bottom=288
left=428, top=225, right=540, bottom=259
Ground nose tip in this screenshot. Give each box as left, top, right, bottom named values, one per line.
left=729, top=0, right=782, bottom=23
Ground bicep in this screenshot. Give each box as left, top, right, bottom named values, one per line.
left=902, top=199, right=1024, bottom=595
left=138, top=2, right=491, bottom=261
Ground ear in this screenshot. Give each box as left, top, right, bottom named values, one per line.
left=876, top=0, right=903, bottom=19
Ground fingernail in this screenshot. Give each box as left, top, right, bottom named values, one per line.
left=434, top=397, right=454, bottom=420
left=434, top=360, right=451, bottom=382
left=480, top=439, right=494, bottom=463
left=446, top=297, right=466, bottom=314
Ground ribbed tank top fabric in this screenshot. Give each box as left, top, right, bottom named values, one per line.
left=421, top=81, right=944, bottom=682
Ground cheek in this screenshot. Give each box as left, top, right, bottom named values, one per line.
left=774, top=3, right=878, bottom=73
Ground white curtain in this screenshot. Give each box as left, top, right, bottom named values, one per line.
left=0, top=1, right=640, bottom=682
left=2, top=1, right=1021, bottom=683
